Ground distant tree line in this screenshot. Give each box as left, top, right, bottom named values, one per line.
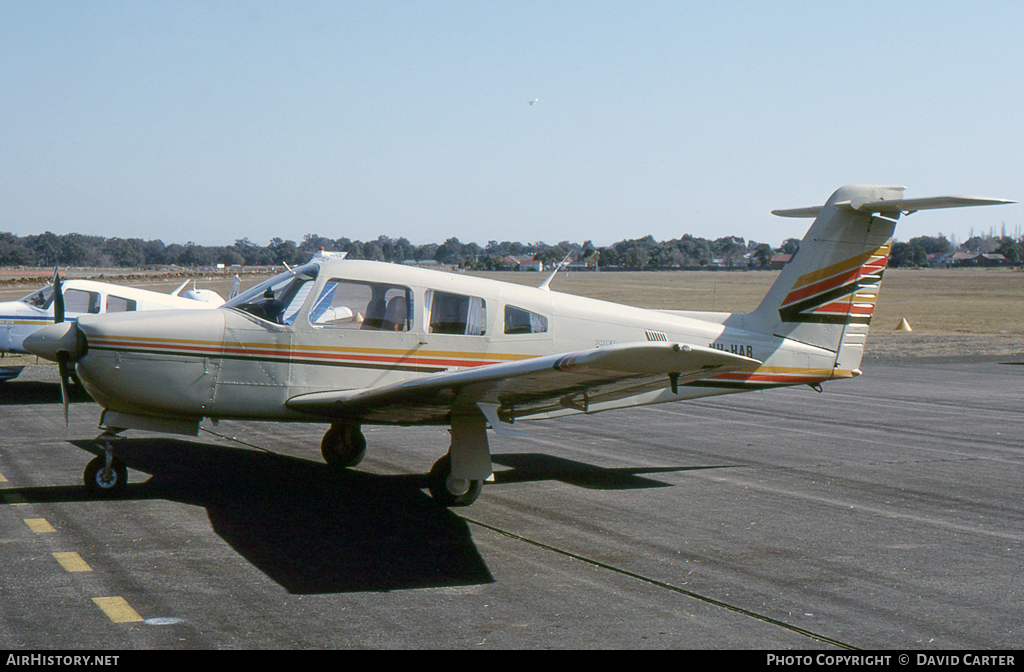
left=0, top=230, right=800, bottom=271
left=1, top=229, right=1019, bottom=271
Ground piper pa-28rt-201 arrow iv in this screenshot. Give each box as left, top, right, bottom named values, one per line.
left=24, top=185, right=1013, bottom=506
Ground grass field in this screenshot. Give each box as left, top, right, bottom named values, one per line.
left=3, top=266, right=1023, bottom=361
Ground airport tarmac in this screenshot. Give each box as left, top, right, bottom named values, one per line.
left=0, top=355, right=1021, bottom=650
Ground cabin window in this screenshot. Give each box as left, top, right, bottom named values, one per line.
left=310, top=280, right=412, bottom=332
left=504, top=305, right=548, bottom=334
left=106, top=295, right=137, bottom=313
left=64, top=289, right=101, bottom=314
left=427, top=291, right=486, bottom=335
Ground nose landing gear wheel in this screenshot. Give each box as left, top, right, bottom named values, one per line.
left=84, top=455, right=128, bottom=496
left=321, top=424, right=367, bottom=468
left=428, top=454, right=482, bottom=507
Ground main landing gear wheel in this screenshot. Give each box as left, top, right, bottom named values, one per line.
left=320, top=424, right=367, bottom=468
left=84, top=455, right=128, bottom=496
left=428, top=454, right=482, bottom=507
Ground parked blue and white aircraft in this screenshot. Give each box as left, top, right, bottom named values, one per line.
left=1, top=275, right=228, bottom=382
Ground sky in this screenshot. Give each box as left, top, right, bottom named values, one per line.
left=2, top=1, right=1022, bottom=249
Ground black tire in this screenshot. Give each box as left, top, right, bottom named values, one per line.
left=84, top=456, right=128, bottom=496
left=428, top=454, right=482, bottom=507
left=320, top=424, right=367, bottom=468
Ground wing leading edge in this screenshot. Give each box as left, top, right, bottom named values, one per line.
left=286, top=341, right=761, bottom=426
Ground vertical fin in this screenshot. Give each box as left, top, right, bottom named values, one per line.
left=745, top=185, right=902, bottom=372
left=744, top=185, right=1012, bottom=376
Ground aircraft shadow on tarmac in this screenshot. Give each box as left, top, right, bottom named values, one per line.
left=2, top=436, right=733, bottom=595
left=0, top=380, right=92, bottom=406
left=490, top=453, right=731, bottom=490
left=8, top=438, right=493, bottom=594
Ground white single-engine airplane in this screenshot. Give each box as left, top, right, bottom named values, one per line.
left=1, top=275, right=229, bottom=382
left=24, top=185, right=1013, bottom=505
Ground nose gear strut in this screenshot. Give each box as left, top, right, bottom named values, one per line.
left=84, top=430, right=128, bottom=496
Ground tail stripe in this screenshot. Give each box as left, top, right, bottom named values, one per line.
left=778, top=244, right=890, bottom=325
left=790, top=245, right=886, bottom=289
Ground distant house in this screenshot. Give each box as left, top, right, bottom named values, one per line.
left=950, top=252, right=979, bottom=266
left=504, top=255, right=543, bottom=272
left=769, top=253, right=792, bottom=270
left=949, top=252, right=1007, bottom=267
left=978, top=253, right=1007, bottom=266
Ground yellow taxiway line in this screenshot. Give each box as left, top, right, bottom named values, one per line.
left=23, top=518, right=56, bottom=534
left=53, top=551, right=93, bottom=573
left=92, top=597, right=144, bottom=624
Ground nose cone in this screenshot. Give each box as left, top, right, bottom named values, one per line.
left=23, top=321, right=81, bottom=362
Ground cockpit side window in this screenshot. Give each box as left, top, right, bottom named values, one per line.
left=310, top=280, right=412, bottom=332
left=427, top=290, right=486, bottom=335
left=20, top=286, right=54, bottom=310
left=229, top=267, right=318, bottom=325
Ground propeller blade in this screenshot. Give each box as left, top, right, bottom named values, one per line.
left=52, top=268, right=65, bottom=324
left=56, top=352, right=70, bottom=426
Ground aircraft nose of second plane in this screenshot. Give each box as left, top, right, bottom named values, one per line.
left=23, top=321, right=81, bottom=362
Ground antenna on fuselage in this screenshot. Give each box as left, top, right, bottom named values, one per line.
left=170, top=279, right=190, bottom=296
left=538, top=253, right=572, bottom=291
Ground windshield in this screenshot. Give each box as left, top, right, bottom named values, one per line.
left=19, top=286, right=55, bottom=310
left=225, top=264, right=319, bottom=325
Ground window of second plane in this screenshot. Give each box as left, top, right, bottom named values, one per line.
left=106, top=295, right=137, bottom=313
left=310, top=280, right=412, bottom=331
left=504, top=305, right=548, bottom=334
left=64, top=289, right=101, bottom=315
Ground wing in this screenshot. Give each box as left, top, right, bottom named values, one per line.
left=286, top=341, right=760, bottom=425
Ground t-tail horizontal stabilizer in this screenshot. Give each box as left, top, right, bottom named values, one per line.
left=772, top=191, right=1014, bottom=219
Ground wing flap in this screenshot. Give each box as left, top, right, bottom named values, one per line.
left=286, top=341, right=760, bottom=425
